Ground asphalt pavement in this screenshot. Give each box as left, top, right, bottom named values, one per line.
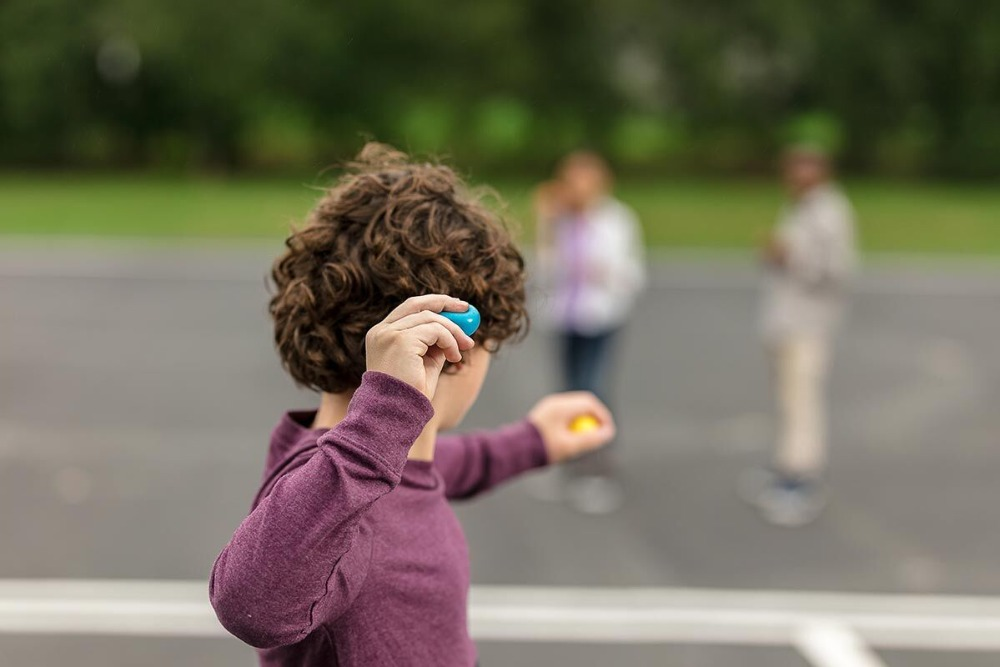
left=1, top=244, right=998, bottom=666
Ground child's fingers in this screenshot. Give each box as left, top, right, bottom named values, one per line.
left=383, top=295, right=469, bottom=325
left=559, top=392, right=617, bottom=446
left=408, top=322, right=464, bottom=364
left=555, top=391, right=616, bottom=427
left=578, top=420, right=616, bottom=450
left=387, top=311, right=475, bottom=349
left=579, top=394, right=615, bottom=431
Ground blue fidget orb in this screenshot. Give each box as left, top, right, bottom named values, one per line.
left=440, top=304, right=481, bottom=336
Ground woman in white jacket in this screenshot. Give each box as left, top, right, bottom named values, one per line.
left=535, top=151, right=646, bottom=514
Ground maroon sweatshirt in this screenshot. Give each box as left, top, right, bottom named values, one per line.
left=210, top=371, right=548, bottom=666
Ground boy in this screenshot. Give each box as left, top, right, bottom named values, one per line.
left=210, top=143, right=615, bottom=666
left=750, top=144, right=857, bottom=526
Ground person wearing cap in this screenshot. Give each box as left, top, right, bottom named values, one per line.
left=747, top=145, right=858, bottom=526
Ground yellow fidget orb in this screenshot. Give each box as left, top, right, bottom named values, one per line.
left=569, top=414, right=600, bottom=433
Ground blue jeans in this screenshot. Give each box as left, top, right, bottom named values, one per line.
left=559, top=329, right=619, bottom=476
left=560, top=330, right=616, bottom=402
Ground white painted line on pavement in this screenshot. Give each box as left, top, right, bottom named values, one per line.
left=795, top=622, right=888, bottom=667
left=3, top=580, right=1000, bottom=654
left=0, top=580, right=223, bottom=638
left=468, top=587, right=1000, bottom=649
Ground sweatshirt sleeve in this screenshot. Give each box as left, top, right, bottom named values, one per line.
left=434, top=420, right=549, bottom=500
left=209, top=371, right=433, bottom=649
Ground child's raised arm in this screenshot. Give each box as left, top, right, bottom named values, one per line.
left=209, top=373, right=433, bottom=648
left=210, top=295, right=473, bottom=648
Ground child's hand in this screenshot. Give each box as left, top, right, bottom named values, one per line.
left=759, top=232, right=788, bottom=268
left=528, top=392, right=616, bottom=463
left=366, top=295, right=476, bottom=399
left=533, top=180, right=565, bottom=224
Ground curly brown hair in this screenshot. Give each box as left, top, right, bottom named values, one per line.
left=269, top=143, right=528, bottom=394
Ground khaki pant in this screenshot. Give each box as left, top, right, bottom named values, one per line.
left=771, top=336, right=830, bottom=478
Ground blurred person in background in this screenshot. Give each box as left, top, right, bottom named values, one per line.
left=534, top=151, right=646, bottom=514
left=746, top=144, right=858, bottom=527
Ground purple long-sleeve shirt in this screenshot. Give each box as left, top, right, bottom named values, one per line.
left=210, top=371, right=548, bottom=666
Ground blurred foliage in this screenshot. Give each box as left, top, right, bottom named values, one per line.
left=1, top=0, right=999, bottom=177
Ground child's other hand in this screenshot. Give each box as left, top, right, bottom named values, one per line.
left=533, top=180, right=565, bottom=223
left=759, top=232, right=788, bottom=268
left=366, top=295, right=476, bottom=399
left=528, top=392, right=616, bottom=463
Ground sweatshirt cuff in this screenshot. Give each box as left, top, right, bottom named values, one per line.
left=506, top=419, right=551, bottom=470
left=318, top=371, right=435, bottom=475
